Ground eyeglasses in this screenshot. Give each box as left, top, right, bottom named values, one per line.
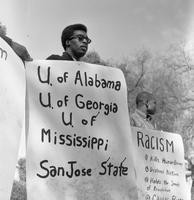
left=69, top=34, right=91, bottom=44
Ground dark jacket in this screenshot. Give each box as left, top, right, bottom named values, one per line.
left=46, top=52, right=73, bottom=60
left=0, top=34, right=12, bottom=46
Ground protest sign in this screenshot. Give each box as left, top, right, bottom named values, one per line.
left=131, top=127, right=187, bottom=200
left=0, top=37, right=25, bottom=199
left=26, top=61, right=137, bottom=200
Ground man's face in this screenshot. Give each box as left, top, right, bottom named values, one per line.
left=68, top=30, right=90, bottom=59
left=146, top=99, right=157, bottom=115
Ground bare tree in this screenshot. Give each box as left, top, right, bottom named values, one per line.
left=79, top=45, right=194, bottom=156
left=82, top=51, right=106, bottom=65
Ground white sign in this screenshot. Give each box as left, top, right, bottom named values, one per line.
left=0, top=37, right=25, bottom=199
left=26, top=61, right=137, bottom=200
left=131, top=127, right=187, bottom=200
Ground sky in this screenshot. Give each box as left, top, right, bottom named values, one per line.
left=0, top=0, right=194, bottom=61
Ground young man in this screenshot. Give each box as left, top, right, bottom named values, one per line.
left=47, top=24, right=91, bottom=61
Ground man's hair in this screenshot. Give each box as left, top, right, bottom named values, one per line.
left=61, top=24, right=87, bottom=50
left=136, top=91, right=155, bottom=107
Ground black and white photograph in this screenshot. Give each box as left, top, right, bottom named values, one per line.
left=0, top=0, right=194, bottom=199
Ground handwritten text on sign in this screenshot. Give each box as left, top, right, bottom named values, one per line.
left=131, top=127, right=187, bottom=200
left=26, top=61, right=137, bottom=200
left=0, top=38, right=25, bottom=200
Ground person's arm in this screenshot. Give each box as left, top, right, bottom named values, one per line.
left=0, top=34, right=12, bottom=46
left=11, top=41, right=33, bottom=61
left=0, top=34, right=32, bottom=62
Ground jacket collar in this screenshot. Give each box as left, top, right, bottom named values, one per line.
left=136, top=109, right=147, bottom=120
left=63, top=52, right=77, bottom=61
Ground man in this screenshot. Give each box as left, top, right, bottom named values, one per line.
left=131, top=91, right=192, bottom=198
left=130, top=91, right=156, bottom=129
left=47, top=23, right=91, bottom=61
